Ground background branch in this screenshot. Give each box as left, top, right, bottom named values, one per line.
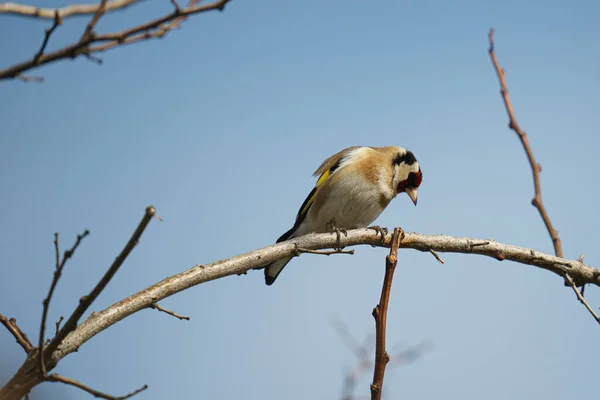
left=0, top=0, right=232, bottom=81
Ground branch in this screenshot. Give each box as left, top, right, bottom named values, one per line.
left=488, top=29, right=600, bottom=326
left=2, top=229, right=600, bottom=398
left=44, top=206, right=156, bottom=359
left=0, top=0, right=143, bottom=20
left=0, top=0, right=232, bottom=81
left=488, top=28, right=563, bottom=258
left=0, top=314, right=34, bottom=353
left=370, top=228, right=402, bottom=400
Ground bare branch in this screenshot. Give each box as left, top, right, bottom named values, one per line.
left=0, top=0, right=232, bottom=81
left=46, top=374, right=147, bottom=400
left=45, top=206, right=157, bottom=358
left=54, top=316, right=64, bottom=337
left=39, top=230, right=90, bottom=375
left=0, top=314, right=34, bottom=353
left=370, top=227, right=402, bottom=400
left=488, top=28, right=563, bottom=258
left=488, top=29, right=600, bottom=325
left=0, top=0, right=143, bottom=20
left=2, top=228, right=599, bottom=398
left=150, top=303, right=190, bottom=321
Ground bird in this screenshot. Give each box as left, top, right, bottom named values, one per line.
left=262, top=145, right=423, bottom=285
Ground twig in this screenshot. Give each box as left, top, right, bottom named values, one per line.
left=488, top=28, right=562, bottom=258
left=564, top=273, right=600, bottom=324
left=16, top=74, right=44, bottom=82
left=39, top=230, right=90, bottom=375
left=370, top=227, right=402, bottom=400
left=80, top=0, right=108, bottom=41
left=0, top=0, right=232, bottom=81
left=0, top=314, right=34, bottom=353
left=429, top=249, right=444, bottom=264
left=54, top=316, right=64, bottom=337
left=45, top=206, right=157, bottom=359
left=150, top=303, right=190, bottom=321
left=34, top=11, right=61, bottom=64
left=296, top=247, right=355, bottom=256
left=46, top=374, right=147, bottom=400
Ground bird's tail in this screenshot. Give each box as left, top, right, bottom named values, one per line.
left=263, top=226, right=296, bottom=285
left=264, top=256, right=294, bottom=286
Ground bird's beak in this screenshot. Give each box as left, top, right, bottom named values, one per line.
left=405, top=187, right=418, bottom=206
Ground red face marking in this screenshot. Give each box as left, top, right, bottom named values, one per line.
left=396, top=170, right=422, bottom=194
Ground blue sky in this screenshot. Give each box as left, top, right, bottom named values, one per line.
left=1, top=0, right=599, bottom=399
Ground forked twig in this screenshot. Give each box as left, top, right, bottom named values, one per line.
left=39, top=229, right=90, bottom=375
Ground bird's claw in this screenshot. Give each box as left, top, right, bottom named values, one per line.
left=326, top=220, right=347, bottom=250
left=368, top=225, right=388, bottom=242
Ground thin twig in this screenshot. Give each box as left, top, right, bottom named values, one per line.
left=370, top=227, right=402, bottom=400
left=45, top=206, right=157, bottom=359
left=429, top=249, right=444, bottom=264
left=564, top=273, right=600, bottom=324
left=296, top=247, right=355, bottom=256
left=0, top=314, right=34, bottom=353
left=488, top=28, right=562, bottom=258
left=54, top=316, right=64, bottom=337
left=47, top=374, right=147, bottom=400
left=34, top=11, right=61, bottom=64
left=150, top=303, right=190, bottom=321
left=39, top=230, right=90, bottom=375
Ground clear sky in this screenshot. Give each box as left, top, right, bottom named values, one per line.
left=1, top=0, right=599, bottom=399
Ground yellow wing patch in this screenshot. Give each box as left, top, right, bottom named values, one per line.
left=298, top=169, right=331, bottom=219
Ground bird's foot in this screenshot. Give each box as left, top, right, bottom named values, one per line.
left=326, top=219, right=348, bottom=250
left=367, top=225, right=388, bottom=242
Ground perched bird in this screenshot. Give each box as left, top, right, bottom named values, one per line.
left=263, top=145, right=423, bottom=285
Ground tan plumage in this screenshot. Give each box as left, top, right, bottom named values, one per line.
left=263, top=145, right=423, bottom=285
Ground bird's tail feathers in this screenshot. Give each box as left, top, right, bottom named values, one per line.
left=264, top=256, right=293, bottom=286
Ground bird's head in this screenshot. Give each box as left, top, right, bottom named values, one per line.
left=391, top=148, right=422, bottom=206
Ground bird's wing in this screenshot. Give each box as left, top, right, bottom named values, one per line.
left=293, top=147, right=360, bottom=227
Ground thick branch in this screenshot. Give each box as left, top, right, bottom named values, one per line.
left=370, top=228, right=402, bottom=400
left=2, top=229, right=599, bottom=399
